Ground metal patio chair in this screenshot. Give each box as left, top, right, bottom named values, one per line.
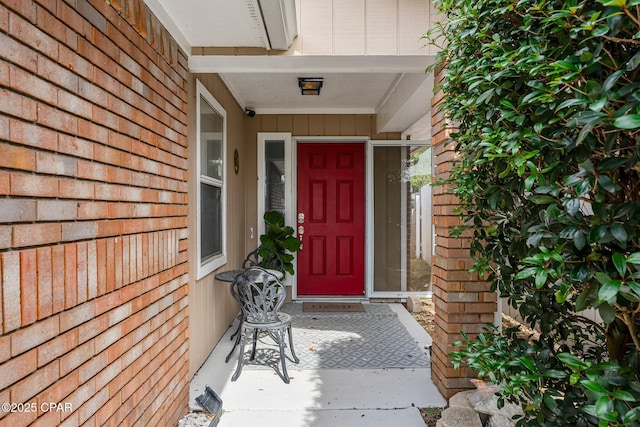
left=230, top=266, right=299, bottom=383
left=225, top=247, right=283, bottom=363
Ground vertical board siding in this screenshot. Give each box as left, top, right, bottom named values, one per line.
left=0, top=0, right=189, bottom=425
left=365, top=0, right=398, bottom=55
left=333, top=0, right=366, bottom=55
left=188, top=73, right=247, bottom=379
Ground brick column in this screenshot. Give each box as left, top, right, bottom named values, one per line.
left=430, top=66, right=497, bottom=399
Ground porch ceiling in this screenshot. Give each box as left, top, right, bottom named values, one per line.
left=143, top=0, right=436, bottom=133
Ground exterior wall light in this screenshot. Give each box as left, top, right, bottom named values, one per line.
left=298, top=77, right=323, bottom=95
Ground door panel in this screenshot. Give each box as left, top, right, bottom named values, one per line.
left=297, top=143, right=365, bottom=295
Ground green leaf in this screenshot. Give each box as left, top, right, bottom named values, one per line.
left=476, top=88, right=495, bottom=105
left=611, top=390, right=636, bottom=401
left=557, top=98, right=589, bottom=110
left=530, top=195, right=556, bottom=204
left=519, top=357, right=536, bottom=372
left=603, top=70, right=624, bottom=92
left=614, top=114, right=640, bottom=129
left=596, top=272, right=612, bottom=285
left=592, top=25, right=609, bottom=36
left=589, top=97, right=607, bottom=112
left=595, top=395, right=613, bottom=417
left=558, top=352, right=590, bottom=370
left=543, top=392, right=560, bottom=414
left=623, top=407, right=640, bottom=424
left=612, top=252, right=627, bottom=276
left=535, top=268, right=548, bottom=288
left=628, top=281, right=640, bottom=296
left=515, top=267, right=538, bottom=280
left=500, top=99, right=515, bottom=109
left=627, top=253, right=640, bottom=264
left=544, top=369, right=567, bottom=379
left=627, top=50, right=640, bottom=71
left=570, top=372, right=580, bottom=385
left=598, top=157, right=628, bottom=171
left=590, top=225, right=609, bottom=243
left=599, top=303, right=616, bottom=324
left=598, top=175, right=616, bottom=193
left=582, top=379, right=608, bottom=394
left=598, top=280, right=621, bottom=304
left=574, top=231, right=587, bottom=250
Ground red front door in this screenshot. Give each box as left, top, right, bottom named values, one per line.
left=296, top=143, right=365, bottom=296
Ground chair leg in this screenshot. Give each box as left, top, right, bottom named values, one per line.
left=225, top=317, right=244, bottom=363
left=229, top=314, right=241, bottom=340
left=250, top=330, right=259, bottom=360
left=287, top=325, right=299, bottom=363
left=277, top=329, right=290, bottom=384
left=231, top=328, right=248, bottom=382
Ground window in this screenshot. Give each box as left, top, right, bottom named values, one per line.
left=197, top=80, right=226, bottom=278
left=257, top=133, right=293, bottom=236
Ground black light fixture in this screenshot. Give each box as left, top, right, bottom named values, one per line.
left=298, top=77, right=323, bottom=95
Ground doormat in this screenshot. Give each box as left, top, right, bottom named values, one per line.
left=302, top=302, right=365, bottom=312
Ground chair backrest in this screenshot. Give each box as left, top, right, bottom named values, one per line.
left=231, top=267, right=286, bottom=324
left=242, top=247, right=284, bottom=273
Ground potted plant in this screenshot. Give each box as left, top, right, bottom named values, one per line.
left=258, top=211, right=301, bottom=277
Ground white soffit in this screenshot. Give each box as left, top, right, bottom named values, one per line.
left=376, top=72, right=435, bottom=133
left=222, top=73, right=398, bottom=114
left=189, top=55, right=434, bottom=74
left=147, top=0, right=269, bottom=49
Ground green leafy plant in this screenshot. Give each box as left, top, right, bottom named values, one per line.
left=259, top=211, right=301, bottom=277
left=424, top=0, right=640, bottom=424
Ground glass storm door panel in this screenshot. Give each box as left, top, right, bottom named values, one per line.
left=296, top=143, right=366, bottom=296
left=372, top=145, right=432, bottom=294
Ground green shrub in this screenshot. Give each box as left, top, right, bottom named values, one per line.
left=425, top=0, right=640, bottom=424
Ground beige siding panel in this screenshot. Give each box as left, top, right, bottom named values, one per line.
left=300, top=0, right=334, bottom=55
left=334, top=0, right=366, bottom=55
left=277, top=115, right=294, bottom=132
left=340, top=115, right=356, bottom=136
left=366, top=0, right=398, bottom=55
left=261, top=115, right=278, bottom=132
left=324, top=114, right=341, bottom=135
left=355, top=115, right=374, bottom=136
left=398, top=0, right=431, bottom=55
left=189, top=74, right=246, bottom=378
left=292, top=115, right=310, bottom=136
left=308, top=115, right=326, bottom=136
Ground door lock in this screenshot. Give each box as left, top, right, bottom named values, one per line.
left=297, top=225, right=304, bottom=250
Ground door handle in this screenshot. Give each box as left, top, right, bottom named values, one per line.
left=297, top=225, right=304, bottom=250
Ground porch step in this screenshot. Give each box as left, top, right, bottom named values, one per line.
left=216, top=408, right=427, bottom=427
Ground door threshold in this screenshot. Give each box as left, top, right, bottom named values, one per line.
left=293, top=297, right=369, bottom=303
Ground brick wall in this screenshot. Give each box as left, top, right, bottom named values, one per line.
left=430, top=65, right=497, bottom=399
left=0, top=0, right=189, bottom=425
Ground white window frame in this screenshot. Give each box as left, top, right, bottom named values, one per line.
left=257, top=132, right=294, bottom=287
left=196, top=80, right=227, bottom=279
left=257, top=133, right=294, bottom=237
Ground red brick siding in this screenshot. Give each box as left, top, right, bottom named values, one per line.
left=430, top=65, right=497, bottom=399
left=1, top=0, right=189, bottom=425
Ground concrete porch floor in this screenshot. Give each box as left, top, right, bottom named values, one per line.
left=189, top=303, right=447, bottom=427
